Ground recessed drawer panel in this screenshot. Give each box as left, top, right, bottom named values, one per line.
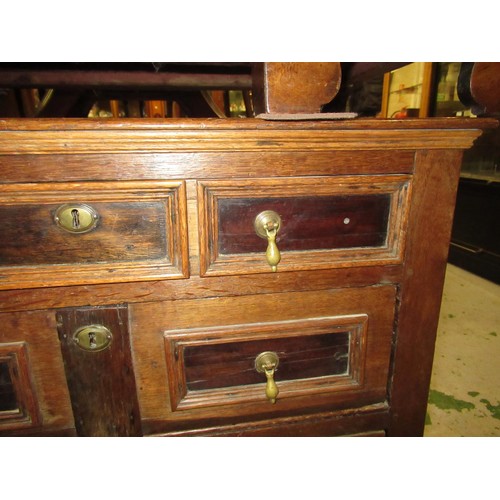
left=165, top=315, right=367, bottom=411
left=218, top=194, right=391, bottom=253
left=198, top=175, right=411, bottom=276
left=0, top=310, right=75, bottom=435
left=0, top=181, right=188, bottom=289
left=148, top=285, right=396, bottom=418
left=0, top=342, right=40, bottom=431
left=183, top=329, right=351, bottom=391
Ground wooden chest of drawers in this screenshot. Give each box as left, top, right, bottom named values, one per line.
left=0, top=117, right=495, bottom=436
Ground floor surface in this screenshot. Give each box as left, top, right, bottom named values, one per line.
left=424, top=264, right=500, bottom=436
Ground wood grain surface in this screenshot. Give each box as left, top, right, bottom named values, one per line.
left=0, top=117, right=495, bottom=436
left=56, top=305, right=142, bottom=436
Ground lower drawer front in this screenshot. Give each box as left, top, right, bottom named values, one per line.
left=0, top=310, right=74, bottom=435
left=155, top=406, right=389, bottom=437
left=131, top=285, right=396, bottom=428
left=165, top=315, right=366, bottom=411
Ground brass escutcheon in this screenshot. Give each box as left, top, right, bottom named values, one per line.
left=73, top=325, right=112, bottom=352
left=54, top=203, right=99, bottom=234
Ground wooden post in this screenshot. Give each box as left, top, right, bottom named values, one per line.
left=252, top=62, right=342, bottom=115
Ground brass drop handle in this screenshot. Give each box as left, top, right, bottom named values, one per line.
left=254, top=210, right=282, bottom=272
left=255, top=351, right=280, bottom=404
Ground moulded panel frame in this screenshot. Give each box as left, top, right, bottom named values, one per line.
left=0, top=342, right=40, bottom=430
left=198, top=175, right=412, bottom=277
left=0, top=180, right=189, bottom=290
left=164, top=314, right=369, bottom=411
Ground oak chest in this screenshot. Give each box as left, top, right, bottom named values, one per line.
left=0, top=117, right=494, bottom=436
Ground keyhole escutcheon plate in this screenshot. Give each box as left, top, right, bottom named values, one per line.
left=73, top=325, right=113, bottom=352
left=54, top=203, right=99, bottom=233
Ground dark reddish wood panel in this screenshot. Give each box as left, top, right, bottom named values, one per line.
left=217, top=194, right=391, bottom=254
left=56, top=305, right=142, bottom=436
left=0, top=361, right=17, bottom=411
left=183, top=331, right=350, bottom=391
left=0, top=342, right=40, bottom=430
left=0, top=201, right=167, bottom=266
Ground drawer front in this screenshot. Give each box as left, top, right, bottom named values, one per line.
left=198, top=175, right=411, bottom=276
left=130, top=285, right=396, bottom=424
left=0, top=342, right=40, bottom=431
left=0, top=181, right=188, bottom=289
left=165, top=315, right=367, bottom=411
left=0, top=310, right=74, bottom=435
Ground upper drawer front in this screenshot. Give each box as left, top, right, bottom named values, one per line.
left=0, top=181, right=188, bottom=289
left=198, top=175, right=411, bottom=276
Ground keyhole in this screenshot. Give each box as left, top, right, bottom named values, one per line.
left=71, top=209, right=80, bottom=229
left=88, top=331, right=97, bottom=349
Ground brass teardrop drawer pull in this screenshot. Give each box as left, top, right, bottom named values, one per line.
left=254, top=210, right=282, bottom=272
left=255, top=351, right=280, bottom=403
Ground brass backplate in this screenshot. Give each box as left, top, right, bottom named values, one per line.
left=54, top=203, right=99, bottom=234
left=254, top=210, right=281, bottom=239
left=73, top=325, right=112, bottom=352
left=255, top=351, right=279, bottom=372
